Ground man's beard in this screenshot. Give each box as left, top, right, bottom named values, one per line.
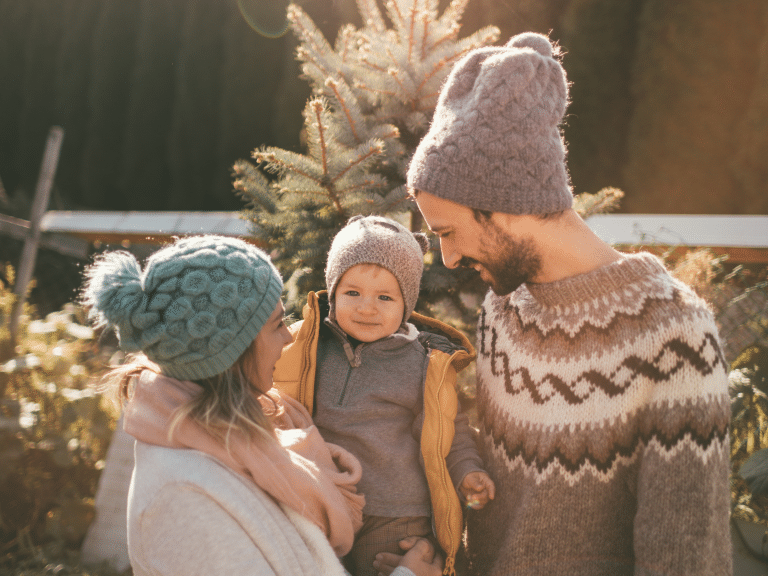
left=459, top=226, right=541, bottom=296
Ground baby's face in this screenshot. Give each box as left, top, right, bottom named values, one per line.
left=334, top=264, right=404, bottom=342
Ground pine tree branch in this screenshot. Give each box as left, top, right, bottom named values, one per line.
left=387, top=0, right=407, bottom=35
left=416, top=51, right=466, bottom=96
left=307, top=99, right=346, bottom=217
left=253, top=148, right=320, bottom=178
left=290, top=5, right=345, bottom=84
left=288, top=4, right=334, bottom=61
left=356, top=0, right=386, bottom=33
left=427, top=23, right=460, bottom=54
left=439, top=0, right=470, bottom=29
left=336, top=25, right=357, bottom=63
left=336, top=178, right=389, bottom=195
left=326, top=79, right=362, bottom=143
left=359, top=54, right=390, bottom=74
left=407, top=2, right=418, bottom=67
left=386, top=55, right=416, bottom=104
left=331, top=142, right=384, bottom=184
left=355, top=80, right=399, bottom=98
left=311, top=99, right=330, bottom=177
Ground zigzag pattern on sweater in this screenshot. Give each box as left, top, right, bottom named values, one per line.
left=478, top=308, right=727, bottom=405
left=478, top=399, right=729, bottom=480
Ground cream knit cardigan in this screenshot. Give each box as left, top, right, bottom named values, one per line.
left=127, top=442, right=417, bottom=576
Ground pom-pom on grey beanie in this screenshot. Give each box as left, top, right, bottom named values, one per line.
left=325, top=215, right=429, bottom=322
left=81, top=235, right=283, bottom=381
left=407, top=32, right=573, bottom=215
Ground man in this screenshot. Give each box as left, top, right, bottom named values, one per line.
left=403, top=32, right=732, bottom=576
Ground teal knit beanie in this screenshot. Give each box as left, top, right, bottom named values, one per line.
left=81, top=235, right=283, bottom=381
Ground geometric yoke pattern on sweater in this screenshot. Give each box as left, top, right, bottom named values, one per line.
left=478, top=307, right=727, bottom=406
left=475, top=261, right=730, bottom=486
left=468, top=253, right=732, bottom=576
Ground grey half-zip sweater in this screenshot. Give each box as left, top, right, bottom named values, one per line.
left=313, top=319, right=484, bottom=518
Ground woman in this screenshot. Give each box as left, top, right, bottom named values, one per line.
left=82, top=235, right=441, bottom=576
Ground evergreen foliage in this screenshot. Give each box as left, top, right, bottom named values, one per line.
left=235, top=0, right=501, bottom=319
left=235, top=0, right=627, bottom=324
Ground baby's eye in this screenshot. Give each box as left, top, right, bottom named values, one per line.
left=378, top=295, right=393, bottom=302
left=344, top=290, right=359, bottom=297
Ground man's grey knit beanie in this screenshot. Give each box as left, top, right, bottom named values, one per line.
left=326, top=215, right=429, bottom=322
left=407, top=32, right=573, bottom=215
left=81, top=235, right=283, bottom=381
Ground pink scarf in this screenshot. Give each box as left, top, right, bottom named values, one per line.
left=122, top=370, right=364, bottom=556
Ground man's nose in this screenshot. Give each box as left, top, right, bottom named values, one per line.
left=440, top=239, right=461, bottom=269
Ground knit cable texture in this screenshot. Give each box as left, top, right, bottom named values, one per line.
left=82, top=235, right=283, bottom=380
left=407, top=32, right=573, bottom=215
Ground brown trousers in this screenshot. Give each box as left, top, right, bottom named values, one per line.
left=344, top=515, right=434, bottom=576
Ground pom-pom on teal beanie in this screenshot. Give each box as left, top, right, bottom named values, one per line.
left=82, top=235, right=283, bottom=381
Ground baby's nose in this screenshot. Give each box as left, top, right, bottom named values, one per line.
left=356, top=298, right=377, bottom=313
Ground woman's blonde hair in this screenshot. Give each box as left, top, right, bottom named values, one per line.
left=105, top=341, right=279, bottom=449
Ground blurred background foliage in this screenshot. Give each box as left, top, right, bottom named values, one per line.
left=0, top=266, right=120, bottom=575
left=0, top=0, right=767, bottom=215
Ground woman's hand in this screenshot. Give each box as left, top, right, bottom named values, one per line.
left=372, top=536, right=443, bottom=576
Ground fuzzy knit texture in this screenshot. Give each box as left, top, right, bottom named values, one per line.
left=407, top=32, right=573, bottom=215
left=465, top=252, right=732, bottom=576
left=123, top=370, right=364, bottom=556
left=82, top=235, right=282, bottom=380
left=325, top=215, right=429, bottom=322
left=127, top=442, right=418, bottom=576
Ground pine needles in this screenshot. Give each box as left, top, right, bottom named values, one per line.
left=234, top=0, right=500, bottom=314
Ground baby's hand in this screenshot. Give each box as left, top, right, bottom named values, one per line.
left=459, top=471, right=495, bottom=510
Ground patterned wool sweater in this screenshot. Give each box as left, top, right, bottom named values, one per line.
left=465, top=252, right=732, bottom=576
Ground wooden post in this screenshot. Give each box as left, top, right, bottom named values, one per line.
left=8, top=126, right=65, bottom=344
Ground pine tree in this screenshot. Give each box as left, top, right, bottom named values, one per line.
left=234, top=0, right=623, bottom=326
left=234, top=0, right=500, bottom=321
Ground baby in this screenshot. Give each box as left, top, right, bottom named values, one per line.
left=274, top=215, right=494, bottom=576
